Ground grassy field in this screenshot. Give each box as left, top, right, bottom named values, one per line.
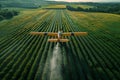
left=70, top=4, right=94, bottom=9
left=0, top=8, right=120, bottom=80
left=42, top=5, right=66, bottom=9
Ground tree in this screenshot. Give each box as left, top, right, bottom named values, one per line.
left=0, top=15, right=4, bottom=21
left=0, top=4, right=2, bottom=9
left=77, top=7, right=84, bottom=11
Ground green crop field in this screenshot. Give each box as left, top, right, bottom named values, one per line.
left=0, top=8, right=120, bottom=80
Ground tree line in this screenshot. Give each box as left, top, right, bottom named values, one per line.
left=66, top=3, right=120, bottom=14
left=0, top=4, right=19, bottom=21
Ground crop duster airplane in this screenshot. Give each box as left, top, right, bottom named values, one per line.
left=30, top=31, right=88, bottom=42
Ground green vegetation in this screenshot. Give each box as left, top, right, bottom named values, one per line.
left=69, top=4, right=94, bottom=9
left=0, top=9, right=19, bottom=21
left=0, top=4, right=2, bottom=9
left=0, top=8, right=120, bottom=80
left=0, top=0, right=41, bottom=8
left=42, top=5, right=66, bottom=9
left=67, top=3, right=120, bottom=14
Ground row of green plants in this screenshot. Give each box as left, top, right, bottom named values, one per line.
left=0, top=10, right=54, bottom=80
left=0, top=9, right=120, bottom=80
left=63, top=10, right=120, bottom=80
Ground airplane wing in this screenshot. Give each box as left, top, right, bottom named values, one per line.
left=62, top=32, right=88, bottom=36
left=30, top=32, right=58, bottom=36
left=48, top=39, right=69, bottom=42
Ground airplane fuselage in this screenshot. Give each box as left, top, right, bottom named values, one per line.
left=58, top=31, right=62, bottom=40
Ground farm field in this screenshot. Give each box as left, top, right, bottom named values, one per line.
left=0, top=8, right=120, bottom=80
left=69, top=4, right=94, bottom=9
left=42, top=5, right=66, bottom=9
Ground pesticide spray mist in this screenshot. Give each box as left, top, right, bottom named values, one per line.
left=50, top=43, right=63, bottom=80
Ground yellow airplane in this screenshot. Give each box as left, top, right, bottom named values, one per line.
left=30, top=31, right=88, bottom=42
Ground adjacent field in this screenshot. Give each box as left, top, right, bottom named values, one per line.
left=0, top=9, right=120, bottom=80
left=70, top=4, right=94, bottom=9
left=42, top=5, right=66, bottom=9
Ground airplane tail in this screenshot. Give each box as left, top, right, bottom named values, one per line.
left=48, top=39, right=69, bottom=42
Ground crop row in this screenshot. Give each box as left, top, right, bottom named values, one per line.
left=0, top=9, right=120, bottom=80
